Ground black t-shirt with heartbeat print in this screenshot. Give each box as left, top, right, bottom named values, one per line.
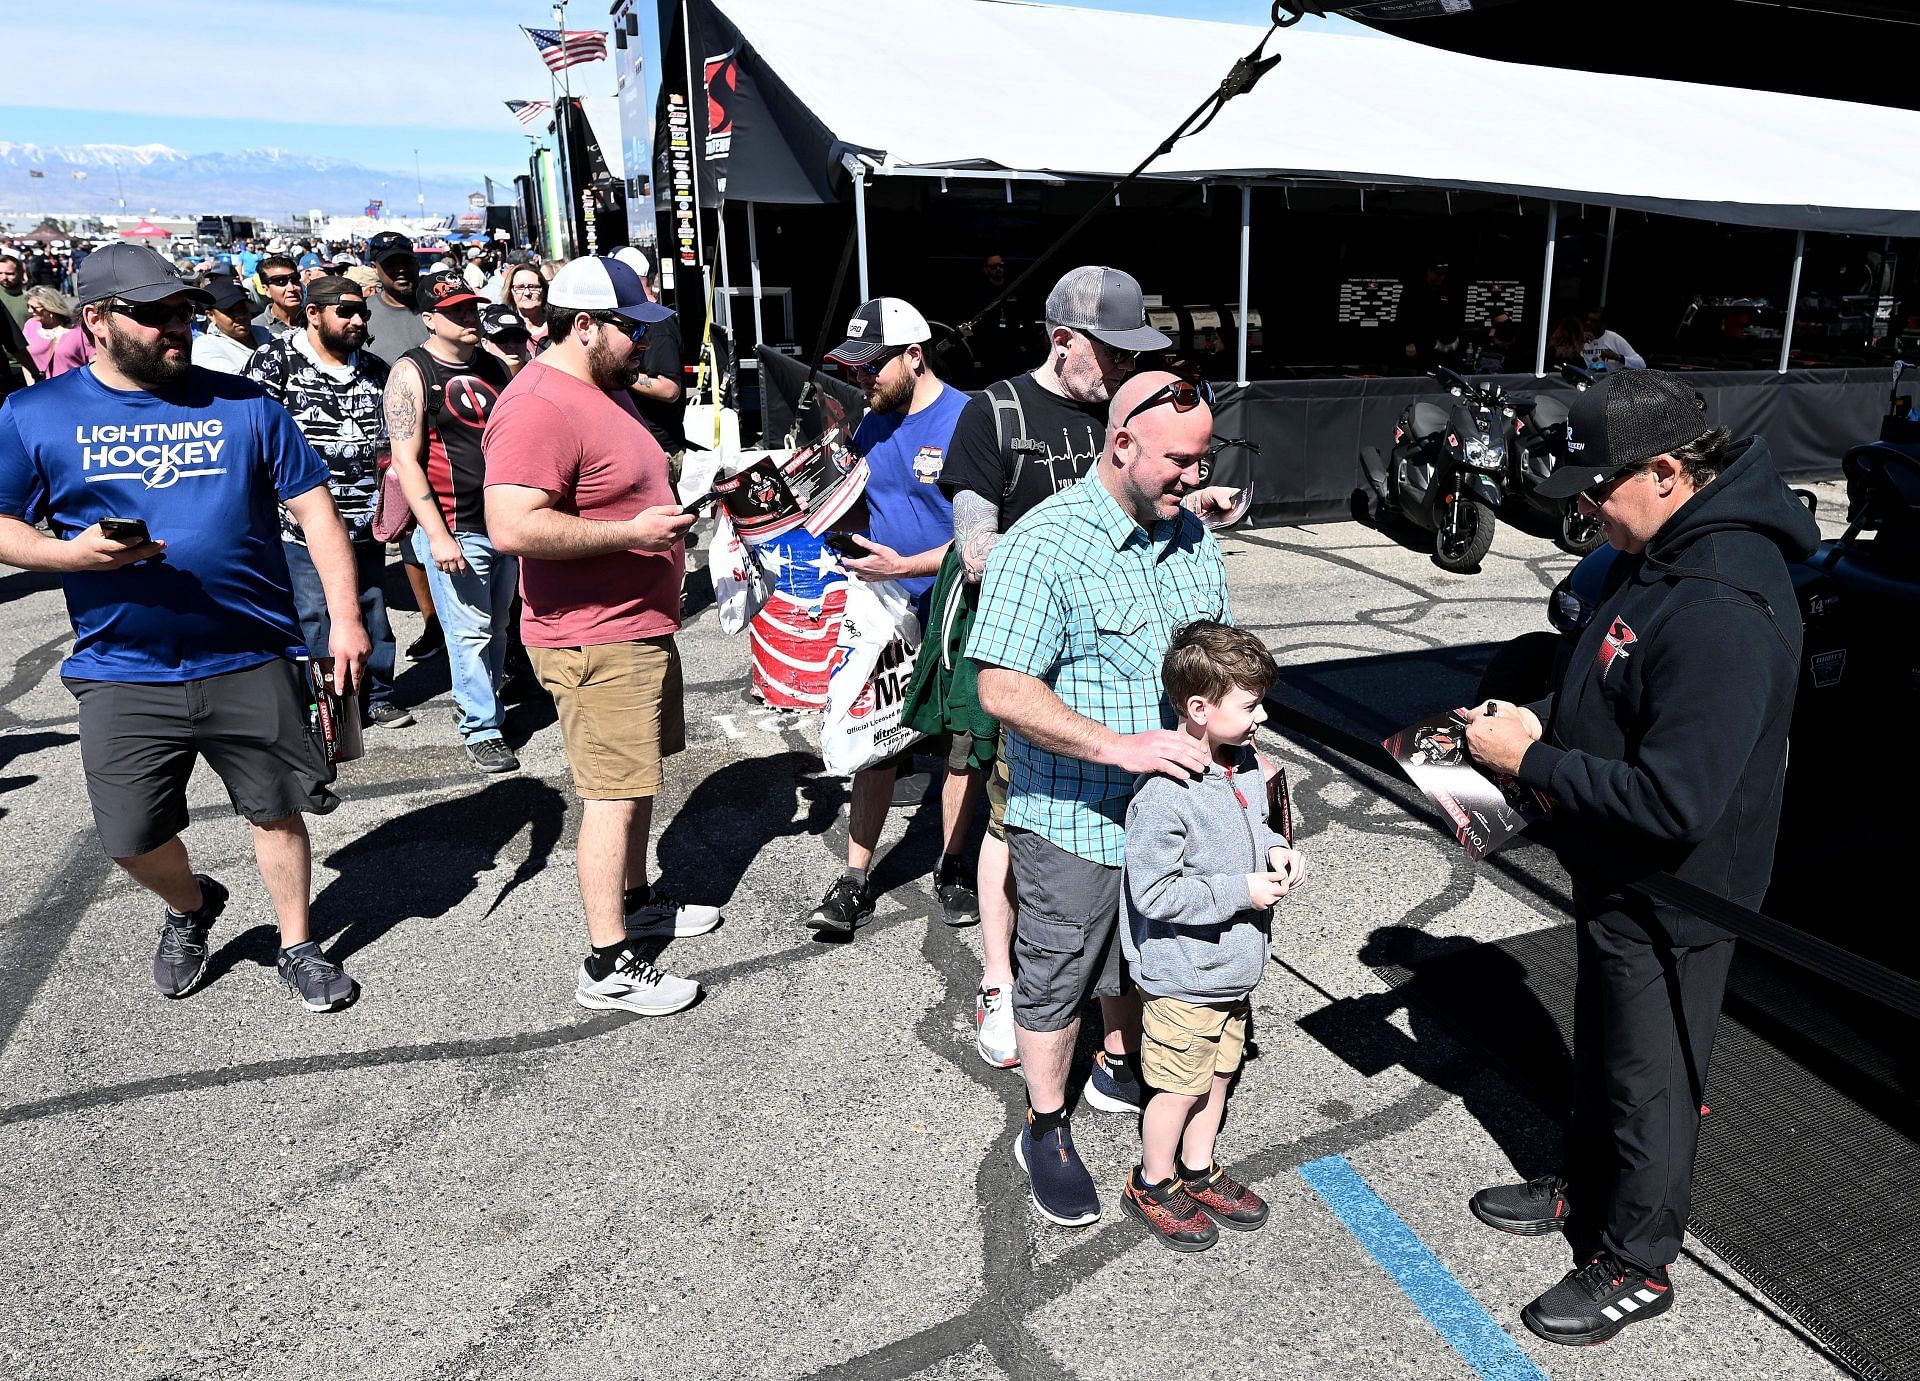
left=937, top=370, right=1107, bottom=530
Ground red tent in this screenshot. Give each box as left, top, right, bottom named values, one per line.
left=118, top=220, right=171, bottom=239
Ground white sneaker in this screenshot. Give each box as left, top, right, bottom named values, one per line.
left=575, top=948, right=701, bottom=1016
left=623, top=885, right=723, bottom=939
left=976, top=984, right=1020, bottom=1069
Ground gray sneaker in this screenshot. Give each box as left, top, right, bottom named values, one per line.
left=276, top=942, right=358, bottom=1012
left=466, top=738, right=520, bottom=774
left=153, top=874, right=228, bottom=998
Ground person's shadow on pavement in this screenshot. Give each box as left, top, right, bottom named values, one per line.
left=1295, top=923, right=1570, bottom=1179
left=201, top=775, right=570, bottom=985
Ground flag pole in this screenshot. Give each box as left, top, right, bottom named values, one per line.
left=555, top=1, right=578, bottom=259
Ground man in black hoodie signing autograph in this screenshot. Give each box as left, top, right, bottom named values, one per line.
left=1459, top=369, right=1819, bottom=1347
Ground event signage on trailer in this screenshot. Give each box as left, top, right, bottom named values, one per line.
left=521, top=26, right=608, bottom=74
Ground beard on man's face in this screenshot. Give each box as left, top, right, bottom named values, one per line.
left=586, top=333, right=644, bottom=392
left=316, top=315, right=366, bottom=356
left=104, top=317, right=191, bottom=387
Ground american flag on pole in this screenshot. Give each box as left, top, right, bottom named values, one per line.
left=521, top=26, right=608, bottom=74
left=505, top=99, right=553, bottom=127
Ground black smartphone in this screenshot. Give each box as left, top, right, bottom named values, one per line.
left=824, top=532, right=869, bottom=560
left=99, top=517, right=151, bottom=544
left=679, top=491, right=722, bottom=518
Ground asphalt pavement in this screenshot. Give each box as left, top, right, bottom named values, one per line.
left=0, top=484, right=1856, bottom=1381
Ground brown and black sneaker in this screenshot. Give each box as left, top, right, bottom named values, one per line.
left=1180, top=1163, right=1269, bottom=1231
left=1121, top=1169, right=1219, bottom=1253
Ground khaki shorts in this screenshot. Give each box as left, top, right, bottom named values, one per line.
left=1141, top=995, right=1251, bottom=1097
left=529, top=636, right=685, bottom=799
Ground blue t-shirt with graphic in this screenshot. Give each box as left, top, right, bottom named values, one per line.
left=0, top=366, right=331, bottom=683
left=851, top=382, right=967, bottom=600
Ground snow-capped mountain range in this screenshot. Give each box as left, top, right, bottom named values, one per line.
left=0, top=142, right=499, bottom=219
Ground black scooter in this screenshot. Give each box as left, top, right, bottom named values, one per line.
left=1357, top=366, right=1509, bottom=573
left=1506, top=364, right=1607, bottom=555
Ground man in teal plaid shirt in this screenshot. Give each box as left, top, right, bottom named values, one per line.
left=968, top=369, right=1230, bottom=1228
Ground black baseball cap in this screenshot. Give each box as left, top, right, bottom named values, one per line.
left=367, top=231, right=414, bottom=265
left=481, top=304, right=529, bottom=340
left=1536, top=370, right=1712, bottom=500
left=416, top=268, right=482, bottom=312
left=203, top=277, right=257, bottom=318
left=73, top=243, right=213, bottom=309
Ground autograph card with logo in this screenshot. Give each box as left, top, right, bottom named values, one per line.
left=1382, top=710, right=1543, bottom=860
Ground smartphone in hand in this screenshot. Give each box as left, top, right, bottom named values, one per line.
left=99, top=517, right=151, bottom=544
left=824, top=532, right=869, bottom=560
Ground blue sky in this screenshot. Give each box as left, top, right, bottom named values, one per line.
left=2, top=0, right=1367, bottom=183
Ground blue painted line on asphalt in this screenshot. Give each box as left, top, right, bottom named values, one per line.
left=1299, top=1154, right=1548, bottom=1381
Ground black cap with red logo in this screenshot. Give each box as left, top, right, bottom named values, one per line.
left=416, top=269, right=482, bottom=314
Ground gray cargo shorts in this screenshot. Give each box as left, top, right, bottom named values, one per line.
left=64, top=658, right=339, bottom=859
left=1006, top=827, right=1126, bottom=1033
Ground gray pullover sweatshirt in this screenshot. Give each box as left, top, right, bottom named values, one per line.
left=1120, top=743, right=1290, bottom=1004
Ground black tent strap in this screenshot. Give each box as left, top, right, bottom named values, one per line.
left=956, top=8, right=1288, bottom=341
left=787, top=219, right=861, bottom=445
left=1260, top=697, right=1920, bottom=1023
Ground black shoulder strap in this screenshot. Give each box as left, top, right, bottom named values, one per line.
left=986, top=377, right=1036, bottom=509
left=400, top=346, right=446, bottom=429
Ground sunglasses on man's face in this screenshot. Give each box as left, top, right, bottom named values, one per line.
left=592, top=313, right=650, bottom=344
left=1579, top=465, right=1647, bottom=508
left=105, top=299, right=195, bottom=330
left=263, top=273, right=299, bottom=287
left=1121, top=376, right=1213, bottom=428
left=850, top=347, right=907, bottom=377
left=1080, top=332, right=1139, bottom=371
left=328, top=303, right=371, bottom=321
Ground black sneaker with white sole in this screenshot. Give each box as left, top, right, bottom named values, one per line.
left=276, top=941, right=358, bottom=1012
left=153, top=874, right=228, bottom=998
left=1522, top=1251, right=1673, bottom=1346
left=1470, top=1173, right=1572, bottom=1236
left=366, top=702, right=415, bottom=729
left=805, top=876, right=873, bottom=937
left=934, top=873, right=979, bottom=927
left=465, top=738, right=519, bottom=773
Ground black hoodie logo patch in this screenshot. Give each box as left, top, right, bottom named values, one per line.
left=1597, top=616, right=1637, bottom=676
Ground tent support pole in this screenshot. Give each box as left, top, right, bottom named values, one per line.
left=1237, top=185, right=1252, bottom=387
left=853, top=164, right=871, bottom=301
left=1534, top=200, right=1558, bottom=378
left=1600, top=206, right=1617, bottom=308
left=748, top=202, right=766, bottom=437
left=1779, top=229, right=1806, bottom=374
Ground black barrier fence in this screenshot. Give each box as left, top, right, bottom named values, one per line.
left=1200, top=367, right=1887, bottom=524
left=756, top=351, right=1882, bottom=521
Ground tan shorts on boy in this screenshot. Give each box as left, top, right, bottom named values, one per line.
left=529, top=637, right=685, bottom=799
left=1141, top=994, right=1252, bottom=1097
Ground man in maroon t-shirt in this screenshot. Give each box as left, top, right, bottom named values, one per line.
left=484, top=256, right=716, bottom=1018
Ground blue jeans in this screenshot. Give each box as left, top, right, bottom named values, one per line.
left=283, top=538, right=397, bottom=710
left=413, top=527, right=518, bottom=743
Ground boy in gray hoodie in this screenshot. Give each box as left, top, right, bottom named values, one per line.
left=1118, top=622, right=1308, bottom=1252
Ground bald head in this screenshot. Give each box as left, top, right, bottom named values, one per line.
left=1102, top=370, right=1214, bottom=527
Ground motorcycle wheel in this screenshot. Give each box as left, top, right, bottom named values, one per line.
left=1433, top=491, right=1496, bottom=573
left=1556, top=502, right=1606, bottom=556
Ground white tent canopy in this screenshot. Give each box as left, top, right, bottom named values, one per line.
left=708, top=0, right=1920, bottom=236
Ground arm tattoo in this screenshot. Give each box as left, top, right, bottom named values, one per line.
left=383, top=369, right=420, bottom=443
left=952, top=490, right=1002, bottom=584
